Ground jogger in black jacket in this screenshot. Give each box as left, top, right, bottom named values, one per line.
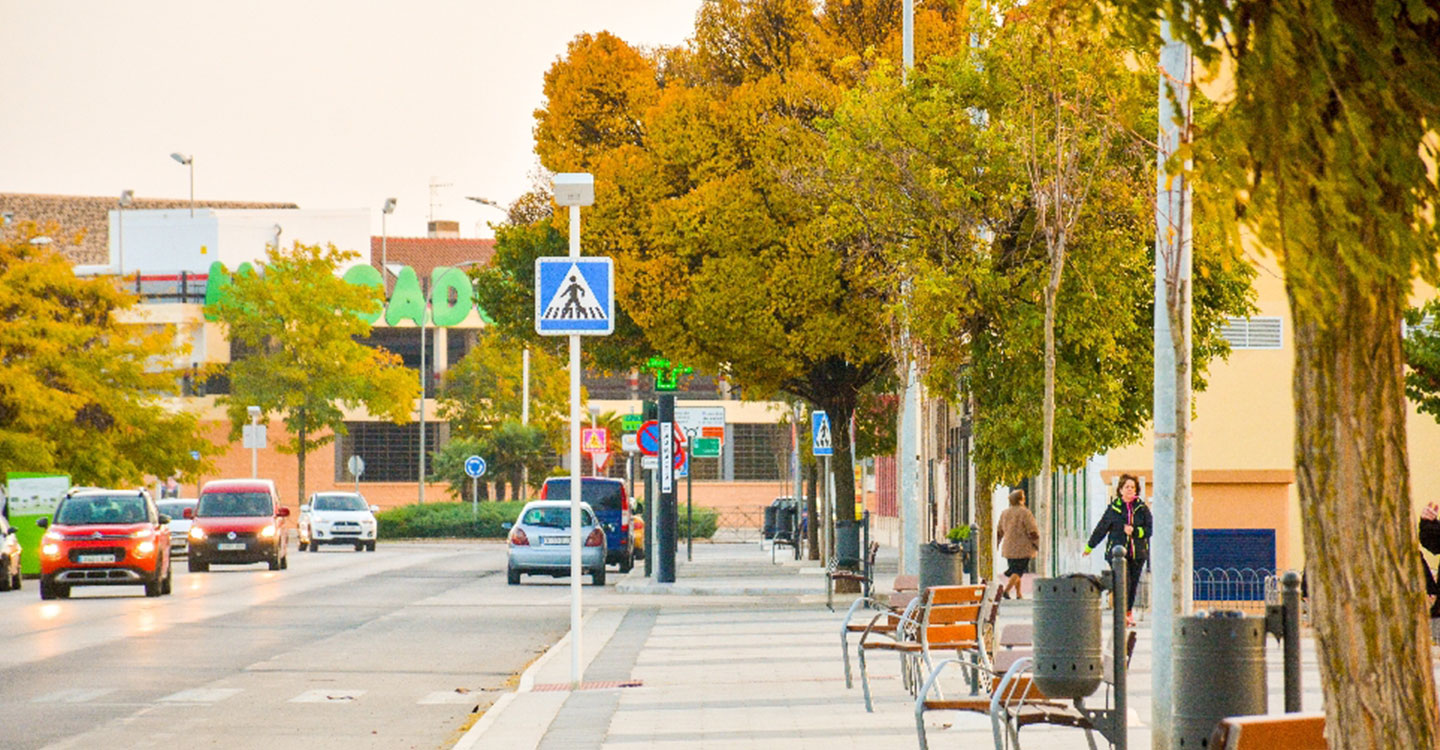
left=1085, top=473, right=1153, bottom=627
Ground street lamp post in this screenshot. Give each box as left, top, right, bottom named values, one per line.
left=117, top=190, right=133, bottom=277
left=170, top=153, right=194, bottom=217
left=247, top=405, right=261, bottom=478
left=552, top=172, right=594, bottom=688
left=382, top=197, right=396, bottom=290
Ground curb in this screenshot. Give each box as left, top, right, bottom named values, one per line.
left=451, top=611, right=585, bottom=750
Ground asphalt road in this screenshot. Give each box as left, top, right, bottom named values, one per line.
left=0, top=541, right=575, bottom=750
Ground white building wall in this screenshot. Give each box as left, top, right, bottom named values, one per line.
left=102, top=208, right=370, bottom=275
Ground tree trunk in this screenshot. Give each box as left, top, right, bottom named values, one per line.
left=972, top=395, right=994, bottom=583
left=1288, top=261, right=1438, bottom=749
left=806, top=461, right=820, bottom=561
left=1038, top=238, right=1065, bottom=576
left=296, top=417, right=307, bottom=508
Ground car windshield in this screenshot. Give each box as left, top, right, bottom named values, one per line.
left=521, top=507, right=596, bottom=529
left=56, top=496, right=149, bottom=525
left=543, top=480, right=624, bottom=513
left=197, top=492, right=273, bottom=517
left=313, top=495, right=367, bottom=512
left=157, top=501, right=196, bottom=517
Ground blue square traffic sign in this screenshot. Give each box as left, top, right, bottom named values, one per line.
left=534, top=256, right=614, bottom=336
left=812, top=411, right=833, bottom=456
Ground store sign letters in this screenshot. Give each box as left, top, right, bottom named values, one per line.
left=203, top=261, right=487, bottom=327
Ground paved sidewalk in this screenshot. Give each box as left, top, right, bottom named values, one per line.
left=456, top=543, right=1347, bottom=750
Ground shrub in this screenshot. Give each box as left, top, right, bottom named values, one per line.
left=677, top=506, right=719, bottom=539
left=376, top=501, right=526, bottom=539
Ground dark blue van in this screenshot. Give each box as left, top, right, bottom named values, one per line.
left=539, top=477, right=634, bottom=572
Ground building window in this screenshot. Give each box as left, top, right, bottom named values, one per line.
left=730, top=423, right=788, bottom=481
left=335, top=422, right=442, bottom=483
left=1219, top=316, right=1283, bottom=350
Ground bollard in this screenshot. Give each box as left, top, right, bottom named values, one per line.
left=1174, top=611, right=1268, bottom=747
left=1281, top=571, right=1303, bottom=713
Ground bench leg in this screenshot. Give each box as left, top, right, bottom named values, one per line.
left=859, top=646, right=875, bottom=712
left=841, top=628, right=852, bottom=689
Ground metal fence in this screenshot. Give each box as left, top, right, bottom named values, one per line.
left=1193, top=567, right=1275, bottom=614
left=712, top=507, right=766, bottom=543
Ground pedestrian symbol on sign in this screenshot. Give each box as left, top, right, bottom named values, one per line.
left=541, top=265, right=605, bottom=321
left=812, top=411, right=833, bottom=456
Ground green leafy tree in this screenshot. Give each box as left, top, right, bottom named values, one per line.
left=207, top=243, right=419, bottom=503
left=820, top=9, right=1252, bottom=574
left=431, top=423, right=551, bottom=501
left=1109, top=1, right=1440, bottom=745
left=0, top=223, right=214, bottom=484
left=438, top=328, right=575, bottom=451
left=1405, top=301, right=1440, bottom=421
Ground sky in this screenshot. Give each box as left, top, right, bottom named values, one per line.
left=0, top=0, right=705, bottom=238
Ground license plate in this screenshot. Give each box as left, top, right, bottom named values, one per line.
left=542, top=536, right=570, bottom=545
left=77, top=554, right=115, bottom=564
left=217, top=543, right=246, bottom=551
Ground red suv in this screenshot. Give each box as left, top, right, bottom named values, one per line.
left=187, top=479, right=290, bottom=572
left=36, top=489, right=173, bottom=600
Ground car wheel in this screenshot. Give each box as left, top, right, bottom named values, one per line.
left=0, top=567, right=10, bottom=592
left=56, top=584, right=71, bottom=599
left=39, top=579, right=55, bottom=600
left=591, top=567, right=606, bottom=586
left=299, top=541, right=308, bottom=551
left=189, top=558, right=208, bottom=573
left=144, top=573, right=162, bottom=597
left=507, top=565, right=521, bottom=585
left=354, top=543, right=364, bottom=552
left=12, top=570, right=21, bottom=590
left=161, top=563, right=173, bottom=595
left=619, top=553, right=633, bottom=574
left=309, top=540, right=319, bottom=552
left=366, top=541, right=376, bottom=552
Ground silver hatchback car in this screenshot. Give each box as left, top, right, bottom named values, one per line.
left=504, top=500, right=607, bottom=586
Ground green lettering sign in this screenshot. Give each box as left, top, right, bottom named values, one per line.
left=385, top=267, right=427, bottom=326
left=429, top=267, right=473, bottom=327
left=341, top=264, right=385, bottom=324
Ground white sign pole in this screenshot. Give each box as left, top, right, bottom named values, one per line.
left=567, top=203, right=584, bottom=689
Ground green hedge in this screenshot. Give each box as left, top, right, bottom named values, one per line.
left=376, top=501, right=525, bottom=539
left=377, top=501, right=721, bottom=540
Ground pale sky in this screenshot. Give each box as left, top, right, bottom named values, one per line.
left=0, top=0, right=704, bottom=238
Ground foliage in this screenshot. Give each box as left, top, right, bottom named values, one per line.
left=945, top=524, right=972, bottom=542
left=430, top=422, right=552, bottom=501
left=438, top=327, right=574, bottom=448
left=0, top=223, right=214, bottom=485
left=375, top=501, right=525, bottom=539
left=1405, top=300, right=1440, bottom=421
left=678, top=506, right=720, bottom=540
left=206, top=243, right=419, bottom=502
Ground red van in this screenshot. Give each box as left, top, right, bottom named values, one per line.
left=186, top=479, right=290, bottom=572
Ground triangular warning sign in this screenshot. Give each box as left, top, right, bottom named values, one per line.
left=541, top=264, right=607, bottom=321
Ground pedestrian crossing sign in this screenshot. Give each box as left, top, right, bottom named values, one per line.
left=812, top=411, right=833, bottom=456
left=534, top=256, right=614, bottom=336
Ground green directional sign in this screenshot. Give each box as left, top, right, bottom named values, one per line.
left=621, top=414, right=643, bottom=432
left=692, top=437, right=722, bottom=458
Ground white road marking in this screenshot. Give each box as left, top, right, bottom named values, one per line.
left=289, top=688, right=365, bottom=703
left=418, top=690, right=479, bottom=705
left=32, top=688, right=116, bottom=703
left=158, top=688, right=242, bottom=703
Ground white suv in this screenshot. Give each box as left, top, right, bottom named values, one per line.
left=300, top=492, right=379, bottom=552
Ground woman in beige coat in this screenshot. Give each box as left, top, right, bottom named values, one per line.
left=996, top=489, right=1039, bottom=600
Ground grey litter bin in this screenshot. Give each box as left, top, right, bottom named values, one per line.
left=835, top=519, right=861, bottom=567
left=1032, top=576, right=1105, bottom=699
left=763, top=504, right=778, bottom=540
left=1175, top=612, right=1267, bottom=748
left=918, top=540, right=964, bottom=591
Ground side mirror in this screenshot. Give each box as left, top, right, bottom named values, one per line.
left=182, top=508, right=194, bottom=519
left=276, top=507, right=291, bottom=518
left=158, top=514, right=172, bottom=525
left=369, top=505, right=380, bottom=514
left=299, top=504, right=310, bottom=514
left=501, top=522, right=513, bottom=530
left=36, top=517, right=48, bottom=529
left=6, top=528, right=16, bottom=537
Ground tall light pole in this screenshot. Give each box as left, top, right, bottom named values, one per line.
left=170, top=153, right=194, bottom=217
left=553, top=172, right=594, bottom=687
left=381, top=197, right=397, bottom=289
left=897, top=0, right=922, bottom=577
left=419, top=301, right=428, bottom=505
left=117, top=190, right=133, bottom=277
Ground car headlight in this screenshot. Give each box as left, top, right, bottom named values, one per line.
left=136, top=540, right=155, bottom=555
left=43, top=530, right=63, bottom=542
left=132, top=528, right=153, bottom=539
left=189, top=526, right=207, bottom=541
left=259, top=525, right=276, bottom=539
left=42, top=543, right=61, bottom=557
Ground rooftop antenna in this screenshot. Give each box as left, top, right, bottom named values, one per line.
left=428, top=176, right=453, bottom=222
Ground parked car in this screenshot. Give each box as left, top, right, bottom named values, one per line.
left=186, top=479, right=289, bottom=572
left=0, top=515, right=22, bottom=592
left=631, top=502, right=645, bottom=562
left=35, top=489, right=173, bottom=599
left=503, top=500, right=607, bottom=586
left=300, top=492, right=378, bottom=552
left=156, top=499, right=198, bottom=556
left=538, top=477, right=634, bottom=572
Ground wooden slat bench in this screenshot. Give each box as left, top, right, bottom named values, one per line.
left=1208, top=713, right=1326, bottom=750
